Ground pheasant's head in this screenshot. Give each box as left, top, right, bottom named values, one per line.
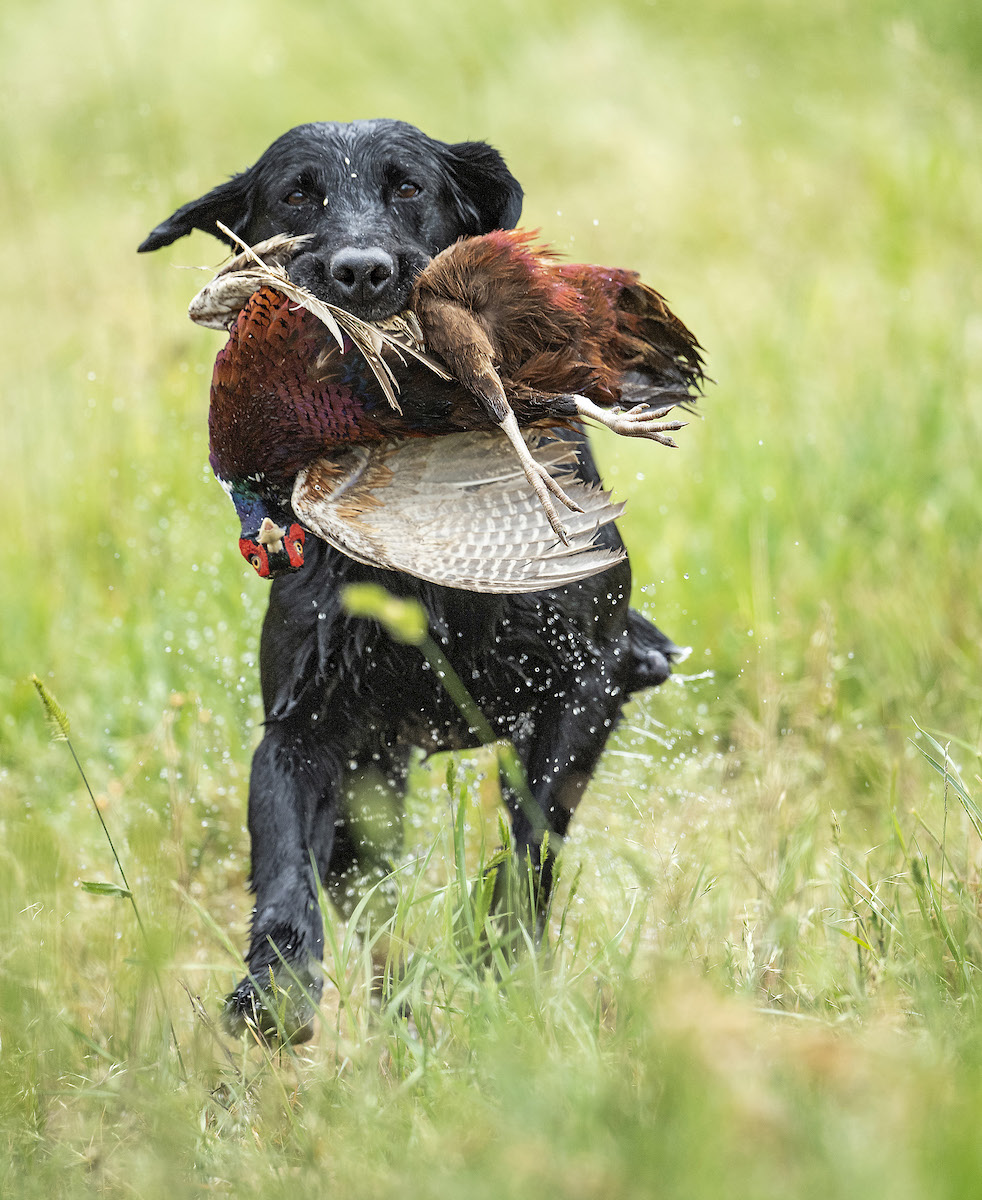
left=240, top=516, right=306, bottom=579
left=221, top=474, right=307, bottom=579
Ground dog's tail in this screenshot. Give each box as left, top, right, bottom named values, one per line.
left=624, top=607, right=682, bottom=693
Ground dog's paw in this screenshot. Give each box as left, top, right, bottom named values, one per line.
left=223, top=965, right=323, bottom=1044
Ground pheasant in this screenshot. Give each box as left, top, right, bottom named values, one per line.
left=203, top=278, right=626, bottom=590
left=192, top=228, right=703, bottom=587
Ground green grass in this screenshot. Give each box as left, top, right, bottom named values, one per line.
left=2, top=0, right=982, bottom=1193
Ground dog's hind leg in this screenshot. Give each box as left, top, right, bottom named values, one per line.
left=495, top=638, right=637, bottom=939
left=318, top=754, right=409, bottom=904
left=313, top=752, right=411, bottom=1005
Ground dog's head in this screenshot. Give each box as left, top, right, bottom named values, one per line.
left=139, top=119, right=523, bottom=320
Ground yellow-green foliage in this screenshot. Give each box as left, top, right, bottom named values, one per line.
left=2, top=0, right=981, bottom=1195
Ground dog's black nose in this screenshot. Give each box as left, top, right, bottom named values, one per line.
left=329, top=248, right=395, bottom=303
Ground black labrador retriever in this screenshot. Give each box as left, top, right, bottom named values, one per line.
left=140, top=119, right=678, bottom=1040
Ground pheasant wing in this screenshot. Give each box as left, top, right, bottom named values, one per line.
left=291, top=430, right=625, bottom=593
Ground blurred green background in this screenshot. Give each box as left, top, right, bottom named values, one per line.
left=1, top=0, right=981, bottom=1195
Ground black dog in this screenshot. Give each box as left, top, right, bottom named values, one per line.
left=140, top=119, right=678, bottom=1040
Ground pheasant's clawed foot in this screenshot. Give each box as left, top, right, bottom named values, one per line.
left=523, top=463, right=579, bottom=548
left=573, top=395, right=688, bottom=447
left=498, top=410, right=583, bottom=546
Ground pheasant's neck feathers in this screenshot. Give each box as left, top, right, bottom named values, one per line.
left=216, top=469, right=270, bottom=519
left=209, top=287, right=390, bottom=486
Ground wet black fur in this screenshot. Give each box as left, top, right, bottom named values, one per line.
left=141, top=119, right=678, bottom=1040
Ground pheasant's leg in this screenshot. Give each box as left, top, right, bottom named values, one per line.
left=460, top=358, right=585, bottom=546
left=497, top=409, right=583, bottom=547
left=572, top=395, right=688, bottom=447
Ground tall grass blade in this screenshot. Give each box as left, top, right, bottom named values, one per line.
left=31, top=673, right=186, bottom=1078
left=911, top=721, right=982, bottom=842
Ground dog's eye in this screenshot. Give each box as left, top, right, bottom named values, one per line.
left=284, top=189, right=309, bottom=206
left=394, top=181, right=421, bottom=199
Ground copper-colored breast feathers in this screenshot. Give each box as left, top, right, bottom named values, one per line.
left=209, top=287, right=388, bottom=484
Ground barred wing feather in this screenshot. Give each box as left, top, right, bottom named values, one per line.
left=292, top=431, right=625, bottom=593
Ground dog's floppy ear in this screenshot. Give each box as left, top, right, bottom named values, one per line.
left=138, top=170, right=256, bottom=253
left=444, top=140, right=524, bottom=234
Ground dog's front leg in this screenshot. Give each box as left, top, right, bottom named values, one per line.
left=224, top=715, right=341, bottom=1043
